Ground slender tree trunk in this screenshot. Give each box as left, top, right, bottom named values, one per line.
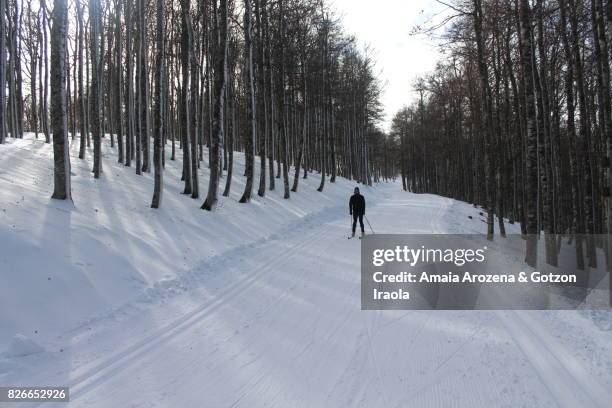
left=29, top=4, right=38, bottom=138
left=188, top=16, right=199, bottom=197
left=42, top=2, right=50, bottom=142
left=263, top=0, right=274, bottom=191
left=606, top=0, right=612, bottom=304
left=278, top=0, right=290, bottom=199
left=134, top=1, right=142, bottom=175
left=317, top=104, right=327, bottom=191
left=559, top=0, right=585, bottom=270
left=240, top=0, right=256, bottom=203
left=256, top=0, right=267, bottom=197
left=125, top=0, right=134, bottom=167
left=568, top=0, right=597, bottom=267
left=535, top=0, right=556, bottom=264
left=202, top=0, right=228, bottom=210
left=76, top=1, right=86, bottom=159
left=151, top=0, right=165, bottom=208
left=473, top=0, right=495, bottom=240
left=90, top=0, right=102, bottom=178
left=292, top=72, right=307, bottom=192
left=0, top=0, right=6, bottom=144
left=50, top=0, right=71, bottom=200
left=138, top=0, right=150, bottom=173
left=223, top=77, right=234, bottom=197
left=115, top=0, right=124, bottom=163
left=180, top=0, right=192, bottom=194
left=519, top=0, right=538, bottom=267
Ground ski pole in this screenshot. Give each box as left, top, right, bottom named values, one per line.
left=365, top=215, right=375, bottom=234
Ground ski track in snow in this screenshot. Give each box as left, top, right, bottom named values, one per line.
left=1, top=135, right=611, bottom=407
left=68, top=228, right=325, bottom=402
left=498, top=310, right=610, bottom=408
left=43, top=196, right=612, bottom=406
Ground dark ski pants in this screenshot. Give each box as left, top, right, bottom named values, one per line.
left=352, top=214, right=364, bottom=233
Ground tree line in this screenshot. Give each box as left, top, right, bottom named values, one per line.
left=0, top=0, right=389, bottom=210
left=393, top=0, right=612, bottom=273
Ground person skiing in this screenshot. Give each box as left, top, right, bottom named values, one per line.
left=349, top=187, right=366, bottom=238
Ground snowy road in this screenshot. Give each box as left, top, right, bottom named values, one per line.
left=2, top=179, right=611, bottom=407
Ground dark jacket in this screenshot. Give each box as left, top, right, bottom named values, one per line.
left=349, top=193, right=365, bottom=215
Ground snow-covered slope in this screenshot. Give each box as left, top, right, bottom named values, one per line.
left=1, top=135, right=611, bottom=408
left=0, top=134, right=385, bottom=351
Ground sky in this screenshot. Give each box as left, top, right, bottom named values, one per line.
left=329, top=0, right=449, bottom=131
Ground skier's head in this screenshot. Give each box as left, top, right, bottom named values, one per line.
left=354, top=187, right=360, bottom=195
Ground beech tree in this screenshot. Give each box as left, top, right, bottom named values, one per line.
left=239, top=0, right=255, bottom=203
left=6, top=0, right=388, bottom=211
left=400, top=0, right=612, bottom=278
left=90, top=0, right=102, bottom=178
left=151, top=0, right=165, bottom=208
left=202, top=0, right=228, bottom=211
left=0, top=0, right=6, bottom=144
left=50, top=0, right=71, bottom=200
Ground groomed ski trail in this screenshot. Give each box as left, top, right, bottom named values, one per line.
left=7, top=190, right=611, bottom=408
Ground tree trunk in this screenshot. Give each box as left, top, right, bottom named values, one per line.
left=519, top=0, right=538, bottom=267
left=125, top=0, right=134, bottom=167
left=559, top=0, right=585, bottom=270
left=138, top=0, right=150, bottom=173
left=256, top=0, right=267, bottom=197
left=180, top=0, right=192, bottom=194
left=278, top=0, right=290, bottom=199
left=223, top=77, right=234, bottom=197
left=202, top=0, right=228, bottom=211
left=472, top=0, right=495, bottom=240
left=151, top=0, right=165, bottom=208
left=292, top=72, right=307, bottom=192
left=188, top=16, right=199, bottom=198
left=115, top=0, right=124, bottom=164
left=0, top=0, right=6, bottom=144
left=76, top=0, right=86, bottom=159
left=90, top=0, right=102, bottom=178
left=240, top=0, right=256, bottom=203
left=568, top=0, right=597, bottom=267
left=42, top=2, right=50, bottom=142
left=50, top=0, right=71, bottom=200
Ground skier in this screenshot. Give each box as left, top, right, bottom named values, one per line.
left=349, top=187, right=366, bottom=238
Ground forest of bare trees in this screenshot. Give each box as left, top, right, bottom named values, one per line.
left=5, top=0, right=610, bottom=274
left=393, top=0, right=612, bottom=273
left=0, top=0, right=391, bottom=210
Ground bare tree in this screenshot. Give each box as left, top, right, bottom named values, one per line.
left=240, top=0, right=256, bottom=203
left=202, top=0, right=228, bottom=211
left=76, top=0, right=86, bottom=159
left=90, top=0, right=102, bottom=178
left=0, top=0, right=6, bottom=144
left=180, top=0, right=192, bottom=194
left=50, top=0, right=71, bottom=200
left=151, top=0, right=164, bottom=208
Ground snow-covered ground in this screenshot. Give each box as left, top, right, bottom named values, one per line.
left=1, top=135, right=611, bottom=407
